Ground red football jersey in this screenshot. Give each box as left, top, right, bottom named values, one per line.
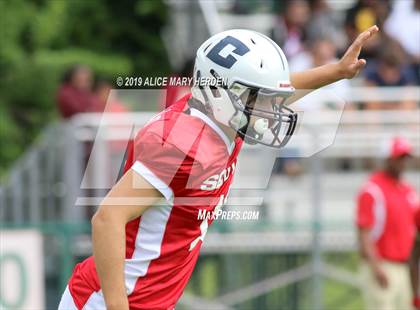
left=68, top=94, right=243, bottom=309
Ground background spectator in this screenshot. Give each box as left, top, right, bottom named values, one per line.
left=356, top=137, right=418, bottom=309
left=271, top=0, right=310, bottom=59
left=385, top=0, right=420, bottom=84
left=364, top=41, right=417, bottom=110
left=306, top=0, right=345, bottom=49
left=344, top=0, right=388, bottom=60
left=290, top=37, right=350, bottom=104
left=56, top=65, right=98, bottom=119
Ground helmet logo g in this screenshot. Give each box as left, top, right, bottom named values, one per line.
left=206, top=36, right=250, bottom=69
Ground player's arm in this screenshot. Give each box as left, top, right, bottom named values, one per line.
left=356, top=190, right=388, bottom=288
left=357, top=227, right=388, bottom=288
left=410, top=234, right=420, bottom=308
left=288, top=25, right=379, bottom=102
left=92, top=169, right=163, bottom=310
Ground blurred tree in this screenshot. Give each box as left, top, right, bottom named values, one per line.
left=0, top=0, right=170, bottom=177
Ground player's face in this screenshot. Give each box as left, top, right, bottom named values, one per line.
left=227, top=82, right=297, bottom=147
left=71, top=67, right=93, bottom=91
left=386, top=155, right=410, bottom=177
left=252, top=96, right=281, bottom=126
left=240, top=90, right=288, bottom=128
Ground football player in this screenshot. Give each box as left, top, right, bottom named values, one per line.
left=59, top=26, right=378, bottom=310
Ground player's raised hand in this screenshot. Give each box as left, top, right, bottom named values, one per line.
left=338, top=25, right=379, bottom=79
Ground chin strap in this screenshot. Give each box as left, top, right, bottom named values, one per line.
left=230, top=110, right=248, bottom=130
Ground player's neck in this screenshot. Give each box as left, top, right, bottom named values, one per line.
left=188, top=98, right=237, bottom=143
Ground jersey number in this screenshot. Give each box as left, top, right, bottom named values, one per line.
left=189, top=195, right=228, bottom=251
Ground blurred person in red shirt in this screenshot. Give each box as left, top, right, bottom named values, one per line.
left=411, top=208, right=420, bottom=309
left=356, top=137, right=419, bottom=309
left=57, top=64, right=98, bottom=118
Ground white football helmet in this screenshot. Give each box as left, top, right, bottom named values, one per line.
left=191, top=29, right=297, bottom=148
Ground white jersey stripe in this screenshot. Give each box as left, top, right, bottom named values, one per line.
left=132, top=161, right=174, bottom=202
left=365, top=182, right=387, bottom=241
left=124, top=203, right=173, bottom=295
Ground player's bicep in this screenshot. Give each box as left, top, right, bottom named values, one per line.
left=95, top=169, right=163, bottom=224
